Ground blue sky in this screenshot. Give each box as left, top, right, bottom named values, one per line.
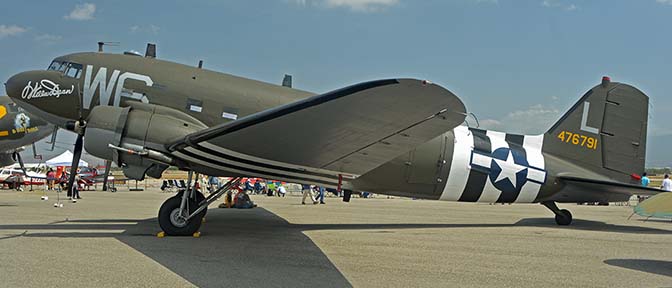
left=1, top=0, right=671, bottom=138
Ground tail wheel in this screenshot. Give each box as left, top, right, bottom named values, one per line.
left=554, top=209, right=572, bottom=225
left=158, top=195, right=203, bottom=236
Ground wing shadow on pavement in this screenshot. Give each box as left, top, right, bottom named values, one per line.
left=603, top=259, right=672, bottom=277
left=0, top=208, right=354, bottom=288
left=512, top=218, right=671, bottom=234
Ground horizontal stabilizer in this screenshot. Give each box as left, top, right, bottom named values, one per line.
left=558, top=176, right=662, bottom=197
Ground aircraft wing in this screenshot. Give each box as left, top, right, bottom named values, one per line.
left=169, top=79, right=466, bottom=179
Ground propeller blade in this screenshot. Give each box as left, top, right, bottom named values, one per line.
left=77, top=83, right=84, bottom=121
left=13, top=151, right=27, bottom=175
left=66, top=134, right=84, bottom=195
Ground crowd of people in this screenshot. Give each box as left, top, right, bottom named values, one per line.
left=640, top=172, right=672, bottom=191
left=204, top=177, right=338, bottom=208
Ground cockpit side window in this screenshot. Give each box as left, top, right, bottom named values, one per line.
left=58, top=63, right=68, bottom=72
left=47, top=61, right=61, bottom=71
left=6, top=102, right=19, bottom=113
left=65, top=63, right=83, bottom=79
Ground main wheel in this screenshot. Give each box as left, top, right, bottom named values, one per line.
left=554, top=209, right=572, bottom=225
left=177, top=190, right=207, bottom=217
left=158, top=195, right=204, bottom=236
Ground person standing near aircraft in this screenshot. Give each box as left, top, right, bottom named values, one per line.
left=208, top=175, right=220, bottom=193
left=317, top=186, right=326, bottom=204
left=302, top=184, right=317, bottom=205
left=71, top=174, right=81, bottom=201
left=661, top=174, right=672, bottom=191
left=46, top=168, right=55, bottom=190
left=59, top=172, right=68, bottom=194
left=641, top=173, right=650, bottom=187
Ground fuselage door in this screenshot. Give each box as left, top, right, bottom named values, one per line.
left=406, top=136, right=447, bottom=189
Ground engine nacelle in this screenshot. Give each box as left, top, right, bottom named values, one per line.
left=84, top=102, right=207, bottom=180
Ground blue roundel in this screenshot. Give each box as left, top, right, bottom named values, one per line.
left=489, top=148, right=528, bottom=193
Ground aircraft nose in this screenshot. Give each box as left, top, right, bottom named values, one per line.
left=5, top=71, right=35, bottom=102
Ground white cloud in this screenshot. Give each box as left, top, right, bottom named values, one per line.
left=478, top=104, right=561, bottom=134
left=0, top=25, right=27, bottom=39
left=293, top=0, right=399, bottom=12
left=130, top=24, right=160, bottom=34
left=64, top=3, right=96, bottom=20
left=541, top=0, right=578, bottom=11
left=34, top=34, right=62, bottom=43
left=478, top=119, right=503, bottom=130
left=657, top=0, right=672, bottom=5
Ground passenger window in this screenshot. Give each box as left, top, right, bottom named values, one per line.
left=186, top=98, right=203, bottom=113
left=221, top=109, right=238, bottom=120
left=65, top=63, right=83, bottom=78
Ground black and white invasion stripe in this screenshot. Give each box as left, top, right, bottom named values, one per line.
left=439, top=126, right=546, bottom=203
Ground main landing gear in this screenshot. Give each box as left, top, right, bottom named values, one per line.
left=541, top=201, right=572, bottom=225
left=158, top=172, right=242, bottom=236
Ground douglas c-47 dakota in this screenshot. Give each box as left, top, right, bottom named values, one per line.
left=4, top=44, right=661, bottom=235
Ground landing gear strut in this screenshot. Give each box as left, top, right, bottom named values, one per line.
left=541, top=201, right=572, bottom=225
left=157, top=173, right=242, bottom=236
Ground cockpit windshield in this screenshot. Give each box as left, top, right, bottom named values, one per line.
left=7, top=102, right=20, bottom=113
left=47, top=60, right=83, bottom=79
left=47, top=61, right=68, bottom=73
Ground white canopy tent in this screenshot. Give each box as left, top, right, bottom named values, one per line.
left=45, top=150, right=88, bottom=167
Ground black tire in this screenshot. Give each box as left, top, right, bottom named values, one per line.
left=554, top=209, right=572, bottom=225
left=158, top=195, right=203, bottom=236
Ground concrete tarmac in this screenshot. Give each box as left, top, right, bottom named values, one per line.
left=0, top=189, right=670, bottom=287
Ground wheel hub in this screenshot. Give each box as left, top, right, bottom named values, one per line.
left=169, top=208, right=188, bottom=228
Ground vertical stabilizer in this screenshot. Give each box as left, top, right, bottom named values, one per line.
left=545, top=77, right=648, bottom=182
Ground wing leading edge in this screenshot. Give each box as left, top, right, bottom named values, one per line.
left=169, top=79, right=466, bottom=184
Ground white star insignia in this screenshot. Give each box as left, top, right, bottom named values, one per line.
left=492, top=150, right=526, bottom=188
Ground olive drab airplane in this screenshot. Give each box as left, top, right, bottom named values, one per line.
left=0, top=96, right=53, bottom=169
left=4, top=44, right=662, bottom=236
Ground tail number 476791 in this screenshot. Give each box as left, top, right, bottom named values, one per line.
left=557, top=131, right=598, bottom=150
